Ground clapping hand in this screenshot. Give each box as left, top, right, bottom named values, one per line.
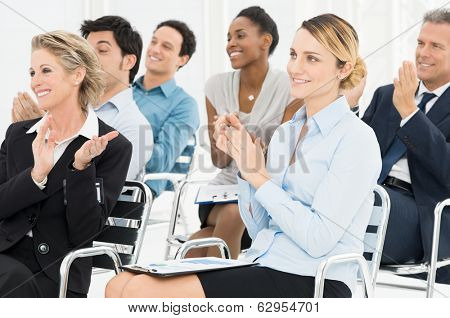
left=72, top=131, right=119, bottom=170
left=31, top=115, right=57, bottom=183
left=12, top=92, right=44, bottom=123
left=219, top=113, right=269, bottom=188
left=393, top=61, right=419, bottom=119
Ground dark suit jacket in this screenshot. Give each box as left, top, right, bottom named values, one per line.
left=0, top=118, right=132, bottom=294
left=362, top=84, right=450, bottom=261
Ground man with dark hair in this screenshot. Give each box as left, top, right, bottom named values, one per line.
left=12, top=16, right=153, bottom=180
left=80, top=15, right=143, bottom=84
left=355, top=8, right=450, bottom=283
left=133, top=20, right=199, bottom=196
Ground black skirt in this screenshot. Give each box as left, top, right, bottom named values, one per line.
left=198, top=203, right=252, bottom=250
left=197, top=266, right=351, bottom=298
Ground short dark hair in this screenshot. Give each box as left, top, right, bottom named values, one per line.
left=155, top=20, right=196, bottom=66
left=80, top=15, right=143, bottom=83
left=235, top=6, right=279, bottom=56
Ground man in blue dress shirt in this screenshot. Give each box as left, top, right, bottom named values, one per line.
left=133, top=20, right=200, bottom=196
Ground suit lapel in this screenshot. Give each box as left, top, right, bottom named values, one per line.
left=426, top=87, right=450, bottom=125
left=9, top=121, right=39, bottom=173
left=382, top=93, right=402, bottom=154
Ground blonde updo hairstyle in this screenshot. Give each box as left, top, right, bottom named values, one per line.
left=31, top=30, right=105, bottom=111
left=301, top=14, right=366, bottom=90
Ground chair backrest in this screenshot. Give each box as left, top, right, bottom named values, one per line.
left=361, top=185, right=391, bottom=287
left=169, top=135, right=197, bottom=175
left=92, top=180, right=153, bottom=269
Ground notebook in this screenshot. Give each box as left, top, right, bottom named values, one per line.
left=121, top=257, right=256, bottom=277
left=195, top=184, right=240, bottom=204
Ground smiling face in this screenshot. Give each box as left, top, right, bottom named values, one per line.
left=226, top=16, right=268, bottom=69
left=145, top=26, right=187, bottom=76
left=29, top=49, right=79, bottom=111
left=287, top=28, right=343, bottom=102
left=86, top=30, right=129, bottom=89
left=415, top=22, right=450, bottom=91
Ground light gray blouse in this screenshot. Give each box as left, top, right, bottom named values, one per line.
left=205, top=66, right=292, bottom=185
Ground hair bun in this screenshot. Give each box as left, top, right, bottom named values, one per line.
left=340, top=56, right=366, bottom=90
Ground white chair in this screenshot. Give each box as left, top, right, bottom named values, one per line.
left=142, top=136, right=197, bottom=233
left=379, top=198, right=450, bottom=297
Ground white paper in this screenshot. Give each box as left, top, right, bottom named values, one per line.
left=195, top=184, right=239, bottom=204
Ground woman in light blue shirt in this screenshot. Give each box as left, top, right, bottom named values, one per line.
left=105, top=13, right=381, bottom=298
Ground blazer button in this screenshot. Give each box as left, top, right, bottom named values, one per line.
left=38, top=243, right=49, bottom=255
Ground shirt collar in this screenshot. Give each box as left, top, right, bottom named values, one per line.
left=133, top=75, right=177, bottom=97
left=289, top=95, right=350, bottom=136
left=26, top=106, right=99, bottom=141
left=289, top=104, right=307, bottom=123
left=417, top=81, right=450, bottom=98
left=102, top=87, right=133, bottom=112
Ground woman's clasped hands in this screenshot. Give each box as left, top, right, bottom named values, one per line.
left=214, top=113, right=269, bottom=189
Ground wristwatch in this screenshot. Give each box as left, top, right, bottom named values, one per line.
left=350, top=105, right=359, bottom=114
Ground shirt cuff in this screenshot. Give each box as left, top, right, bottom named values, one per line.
left=236, top=173, right=252, bottom=202
left=32, top=175, right=47, bottom=190
left=400, top=109, right=419, bottom=127
left=254, top=178, right=282, bottom=210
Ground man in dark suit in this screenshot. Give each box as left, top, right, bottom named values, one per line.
left=360, top=8, right=450, bottom=282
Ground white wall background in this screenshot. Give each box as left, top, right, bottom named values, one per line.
left=0, top=0, right=448, bottom=141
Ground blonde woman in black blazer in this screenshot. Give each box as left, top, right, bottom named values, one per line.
left=0, top=31, right=132, bottom=297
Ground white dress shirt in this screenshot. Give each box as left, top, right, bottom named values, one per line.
left=94, top=87, right=153, bottom=180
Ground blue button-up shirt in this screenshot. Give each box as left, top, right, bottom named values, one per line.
left=237, top=96, right=381, bottom=293
left=94, top=88, right=153, bottom=180
left=133, top=76, right=199, bottom=195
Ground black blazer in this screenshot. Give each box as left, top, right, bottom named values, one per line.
left=0, top=118, right=132, bottom=294
left=362, top=84, right=450, bottom=260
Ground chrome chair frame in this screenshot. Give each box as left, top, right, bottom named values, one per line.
left=142, top=136, right=197, bottom=233
left=174, top=237, right=231, bottom=260
left=314, top=185, right=391, bottom=297
left=173, top=185, right=391, bottom=298
left=379, top=198, right=450, bottom=297
left=58, top=180, right=153, bottom=298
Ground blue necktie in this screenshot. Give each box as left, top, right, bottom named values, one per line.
left=378, top=92, right=436, bottom=183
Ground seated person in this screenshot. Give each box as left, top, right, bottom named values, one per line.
left=105, top=13, right=381, bottom=298
left=12, top=15, right=152, bottom=180
left=188, top=6, right=303, bottom=259
left=358, top=8, right=450, bottom=283
left=0, top=31, right=131, bottom=297
left=132, top=20, right=199, bottom=196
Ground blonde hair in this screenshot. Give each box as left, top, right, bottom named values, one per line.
left=31, top=30, right=105, bottom=111
left=301, top=14, right=366, bottom=90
